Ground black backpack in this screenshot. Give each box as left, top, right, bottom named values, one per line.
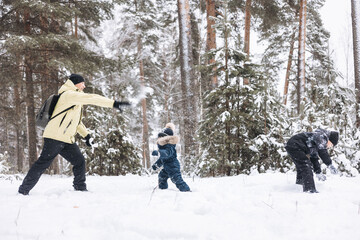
left=36, top=92, right=74, bottom=129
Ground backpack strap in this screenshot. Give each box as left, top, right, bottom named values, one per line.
left=49, top=91, right=75, bottom=121
left=49, top=105, right=75, bottom=120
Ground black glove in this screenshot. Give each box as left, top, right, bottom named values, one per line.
left=152, top=164, right=158, bottom=171
left=113, top=101, right=131, bottom=112
left=152, top=150, right=159, bottom=156
left=84, top=134, right=93, bottom=147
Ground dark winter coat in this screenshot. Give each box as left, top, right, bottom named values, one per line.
left=285, top=129, right=333, bottom=169
left=152, top=135, right=190, bottom=192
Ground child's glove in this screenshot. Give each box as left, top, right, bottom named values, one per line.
left=151, top=150, right=159, bottom=156
left=316, top=173, right=326, bottom=181
left=152, top=164, right=159, bottom=171
left=328, top=164, right=338, bottom=174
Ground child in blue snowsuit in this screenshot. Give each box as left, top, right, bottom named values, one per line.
left=151, top=123, right=190, bottom=192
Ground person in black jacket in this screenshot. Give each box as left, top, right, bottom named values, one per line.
left=151, top=123, right=190, bottom=192
left=285, top=129, right=339, bottom=193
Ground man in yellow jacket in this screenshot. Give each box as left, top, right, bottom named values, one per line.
left=18, top=74, right=130, bottom=195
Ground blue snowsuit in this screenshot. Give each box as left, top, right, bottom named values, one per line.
left=152, top=136, right=190, bottom=192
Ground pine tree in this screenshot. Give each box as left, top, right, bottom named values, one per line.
left=194, top=0, right=288, bottom=176
left=177, top=0, right=198, bottom=158
left=205, top=0, right=218, bottom=90
left=0, top=0, right=117, bottom=172
left=79, top=82, right=142, bottom=176
left=351, top=0, right=360, bottom=127
left=197, top=69, right=289, bottom=176
left=243, top=0, right=251, bottom=85
left=103, top=0, right=167, bottom=170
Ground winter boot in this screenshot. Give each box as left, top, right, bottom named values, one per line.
left=305, top=189, right=319, bottom=193
left=73, top=185, right=88, bottom=192
left=296, top=178, right=304, bottom=185
left=18, top=187, right=29, bottom=195
left=295, top=171, right=304, bottom=185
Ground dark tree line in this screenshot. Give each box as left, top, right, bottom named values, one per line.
left=1, top=0, right=360, bottom=177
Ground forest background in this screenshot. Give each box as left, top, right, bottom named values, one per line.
left=1, top=0, right=360, bottom=178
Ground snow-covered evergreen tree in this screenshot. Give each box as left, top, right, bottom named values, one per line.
left=0, top=0, right=116, bottom=173
left=194, top=1, right=289, bottom=177
left=282, top=1, right=360, bottom=176
left=79, top=81, right=142, bottom=176
left=0, top=152, right=10, bottom=174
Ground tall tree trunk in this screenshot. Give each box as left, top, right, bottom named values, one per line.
left=24, top=9, right=38, bottom=168
left=40, top=13, right=49, bottom=101
left=3, top=94, right=9, bottom=158
left=25, top=63, right=38, bottom=169
left=14, top=11, right=24, bottom=172
left=14, top=58, right=24, bottom=172
left=72, top=0, right=78, bottom=39
left=352, top=0, right=360, bottom=128
left=75, top=14, right=78, bottom=39
left=39, top=13, right=47, bottom=173
left=283, top=29, right=296, bottom=105
left=162, top=59, right=171, bottom=123
left=223, top=5, right=230, bottom=175
left=177, top=0, right=197, bottom=157
left=52, top=72, right=61, bottom=174
left=296, top=0, right=307, bottom=114
left=41, top=13, right=60, bottom=174
left=243, top=0, right=252, bottom=85
left=206, top=0, right=217, bottom=89
left=48, top=76, right=60, bottom=175
left=134, top=0, right=150, bottom=168
left=138, top=37, right=150, bottom=168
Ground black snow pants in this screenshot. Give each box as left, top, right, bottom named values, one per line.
left=19, top=138, right=86, bottom=194
left=285, top=146, right=317, bottom=192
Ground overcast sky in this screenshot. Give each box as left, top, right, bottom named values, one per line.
left=320, top=0, right=353, bottom=86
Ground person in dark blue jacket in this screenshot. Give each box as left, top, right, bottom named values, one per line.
left=285, top=129, right=339, bottom=193
left=151, top=123, right=190, bottom=192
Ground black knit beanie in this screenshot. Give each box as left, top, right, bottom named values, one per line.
left=69, top=74, right=85, bottom=85
left=329, top=131, right=339, bottom=146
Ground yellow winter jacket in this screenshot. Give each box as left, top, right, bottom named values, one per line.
left=43, top=80, right=115, bottom=144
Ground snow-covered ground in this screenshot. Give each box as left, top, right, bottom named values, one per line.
left=0, top=172, right=359, bottom=240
